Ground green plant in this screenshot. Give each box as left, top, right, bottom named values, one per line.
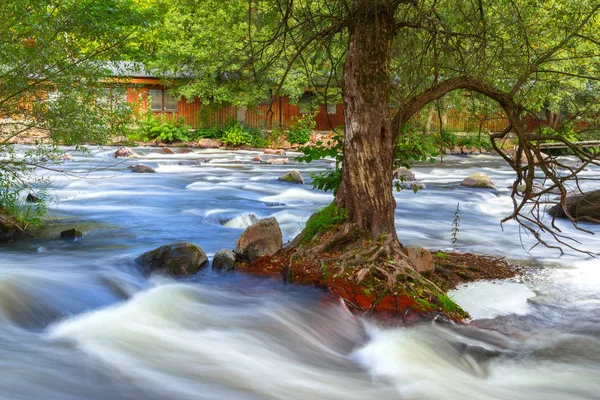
left=297, top=133, right=343, bottom=193
left=435, top=251, right=449, bottom=259
left=451, top=203, right=460, bottom=249
left=288, top=113, right=316, bottom=144
left=221, top=122, right=253, bottom=146
left=302, top=203, right=347, bottom=244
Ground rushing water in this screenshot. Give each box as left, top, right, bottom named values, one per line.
left=1, top=146, right=600, bottom=400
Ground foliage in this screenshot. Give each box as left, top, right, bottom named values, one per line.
left=221, top=122, right=253, bottom=147
left=451, top=203, right=461, bottom=250
left=302, top=203, right=347, bottom=244
left=0, top=0, right=148, bottom=229
left=130, top=112, right=190, bottom=143
left=288, top=113, right=316, bottom=144
left=297, top=133, right=343, bottom=193
left=395, top=124, right=439, bottom=169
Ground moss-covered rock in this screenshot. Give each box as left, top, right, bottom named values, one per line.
left=277, top=170, right=304, bottom=184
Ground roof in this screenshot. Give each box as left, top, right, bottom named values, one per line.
left=104, top=61, right=192, bottom=79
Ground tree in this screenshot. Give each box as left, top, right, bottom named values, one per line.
left=0, top=0, right=150, bottom=234
left=153, top=0, right=600, bottom=314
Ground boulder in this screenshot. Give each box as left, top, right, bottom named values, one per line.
left=161, top=148, right=175, bottom=154
left=264, top=149, right=286, bottom=155
left=236, top=217, right=283, bottom=263
left=130, top=164, right=156, bottom=173
left=252, top=156, right=263, bottom=162
left=280, top=140, right=293, bottom=150
left=60, top=228, right=83, bottom=240
left=401, top=246, right=434, bottom=276
left=135, top=242, right=208, bottom=276
left=393, top=167, right=416, bottom=182
left=548, top=189, right=600, bottom=222
left=0, top=210, right=19, bottom=241
left=212, top=249, right=237, bottom=273
left=197, top=138, right=223, bottom=149
left=460, top=172, right=496, bottom=189
left=115, top=147, right=134, bottom=158
left=267, top=158, right=289, bottom=165
left=26, top=193, right=42, bottom=203
left=278, top=170, right=304, bottom=184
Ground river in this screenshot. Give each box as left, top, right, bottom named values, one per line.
left=1, top=146, right=599, bottom=399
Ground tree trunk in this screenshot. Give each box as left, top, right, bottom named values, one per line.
left=335, top=4, right=398, bottom=239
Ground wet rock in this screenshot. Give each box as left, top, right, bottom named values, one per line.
left=212, top=249, right=236, bottom=273
left=266, top=202, right=286, bottom=207
left=135, top=242, right=208, bottom=276
left=515, top=181, right=545, bottom=194
left=401, top=246, right=434, bottom=276
left=252, top=156, right=263, bottom=162
left=161, top=148, right=174, bottom=154
left=26, top=193, right=42, bottom=203
left=114, top=147, right=134, bottom=158
left=236, top=217, right=283, bottom=263
left=280, top=140, right=292, bottom=150
left=177, top=149, right=193, bottom=154
left=393, top=167, right=416, bottom=182
left=62, top=153, right=72, bottom=161
left=460, top=172, right=496, bottom=189
left=60, top=228, right=83, bottom=240
left=0, top=210, right=19, bottom=241
left=264, top=149, right=286, bottom=155
left=198, top=138, right=223, bottom=149
left=278, top=170, right=304, bottom=184
left=267, top=158, right=289, bottom=165
left=129, top=164, right=156, bottom=173
left=548, top=189, right=600, bottom=222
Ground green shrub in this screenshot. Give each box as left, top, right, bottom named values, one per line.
left=129, top=114, right=190, bottom=143
left=221, top=122, right=253, bottom=146
left=288, top=113, right=315, bottom=144
left=192, top=126, right=224, bottom=140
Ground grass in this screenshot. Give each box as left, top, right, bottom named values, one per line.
left=301, top=203, right=347, bottom=244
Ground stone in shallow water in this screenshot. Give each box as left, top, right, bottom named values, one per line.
left=236, top=217, right=282, bottom=263
left=460, top=172, right=496, bottom=189
left=278, top=170, right=304, bottom=184
left=212, top=249, right=236, bottom=273
left=135, top=242, right=208, bottom=276
left=129, top=164, right=156, bottom=173
left=60, top=228, right=83, bottom=240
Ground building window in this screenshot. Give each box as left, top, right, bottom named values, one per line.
left=326, top=103, right=337, bottom=115
left=148, top=89, right=178, bottom=111
left=299, top=92, right=314, bottom=114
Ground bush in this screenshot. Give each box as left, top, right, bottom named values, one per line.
left=221, top=122, right=253, bottom=146
left=288, top=113, right=315, bottom=144
left=129, top=114, right=190, bottom=143
left=191, top=126, right=224, bottom=140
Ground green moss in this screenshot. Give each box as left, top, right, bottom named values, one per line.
left=435, top=251, right=449, bottom=259
left=435, top=293, right=466, bottom=315
left=301, top=203, right=347, bottom=244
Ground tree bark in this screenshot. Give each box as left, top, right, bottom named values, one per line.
left=335, top=3, right=398, bottom=239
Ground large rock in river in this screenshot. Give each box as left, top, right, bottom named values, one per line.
left=236, top=217, right=282, bottom=263
left=460, top=172, right=496, bottom=189
left=197, top=138, right=223, bottom=149
left=115, top=147, right=134, bottom=158
left=278, top=170, right=304, bottom=184
left=548, top=189, right=600, bottom=222
left=135, top=242, right=208, bottom=276
left=212, top=249, right=236, bottom=273
left=129, top=164, right=156, bottom=173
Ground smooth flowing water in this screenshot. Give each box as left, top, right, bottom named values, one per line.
left=1, top=146, right=599, bottom=400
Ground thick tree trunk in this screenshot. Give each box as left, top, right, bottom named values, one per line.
left=335, top=4, right=398, bottom=239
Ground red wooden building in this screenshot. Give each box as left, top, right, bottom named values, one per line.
left=108, top=62, right=345, bottom=131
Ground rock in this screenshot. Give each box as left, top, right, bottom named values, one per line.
left=267, top=158, right=289, bottom=165
left=129, top=164, right=156, bottom=173
left=548, top=189, right=600, bottom=222
left=135, top=242, right=208, bottom=276
left=115, top=147, right=134, bottom=158
left=516, top=181, right=545, bottom=194
left=252, top=156, right=263, bottom=162
left=393, top=167, right=416, bottom=182
left=161, top=148, right=174, bottom=154
left=278, top=170, right=304, bottom=184
left=236, top=217, right=283, bottom=263
left=264, top=149, right=286, bottom=155
left=402, top=246, right=434, bottom=276
left=26, top=193, right=42, bottom=203
left=177, top=149, right=193, bottom=154
left=60, top=228, right=83, bottom=240
left=460, top=172, right=496, bottom=189
left=197, top=138, right=223, bottom=149
left=0, top=210, right=19, bottom=241
left=212, top=249, right=236, bottom=273
left=280, top=140, right=292, bottom=150
left=63, top=153, right=72, bottom=161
